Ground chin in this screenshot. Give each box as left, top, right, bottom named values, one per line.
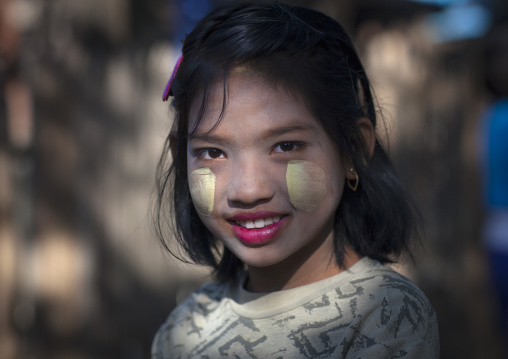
left=225, top=243, right=286, bottom=269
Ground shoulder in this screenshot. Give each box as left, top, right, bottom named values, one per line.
left=350, top=259, right=435, bottom=312
left=334, top=258, right=432, bottom=304
left=336, top=258, right=440, bottom=358
left=151, top=281, right=229, bottom=359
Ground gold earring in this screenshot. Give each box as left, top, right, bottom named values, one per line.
left=347, top=168, right=359, bottom=191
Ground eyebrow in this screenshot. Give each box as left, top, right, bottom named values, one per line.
left=188, top=122, right=316, bottom=144
left=263, top=123, right=316, bottom=138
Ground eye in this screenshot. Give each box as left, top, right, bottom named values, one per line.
left=199, top=148, right=225, bottom=159
left=273, top=142, right=298, bottom=153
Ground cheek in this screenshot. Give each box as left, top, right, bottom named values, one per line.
left=189, top=167, right=215, bottom=215
left=286, top=160, right=327, bottom=212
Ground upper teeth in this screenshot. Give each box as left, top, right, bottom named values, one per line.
left=235, top=217, right=281, bottom=229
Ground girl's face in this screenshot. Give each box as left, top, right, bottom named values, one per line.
left=187, top=72, right=347, bottom=282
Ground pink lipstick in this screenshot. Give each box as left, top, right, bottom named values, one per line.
left=228, top=211, right=287, bottom=245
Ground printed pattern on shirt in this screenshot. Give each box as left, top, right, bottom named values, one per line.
left=151, top=261, right=439, bottom=359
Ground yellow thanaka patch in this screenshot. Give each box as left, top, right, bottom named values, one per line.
left=189, top=168, right=215, bottom=215
left=286, top=160, right=327, bottom=212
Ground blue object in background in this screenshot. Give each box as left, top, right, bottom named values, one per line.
left=485, top=100, right=508, bottom=207
left=174, top=0, right=214, bottom=48
left=480, top=99, right=508, bottom=343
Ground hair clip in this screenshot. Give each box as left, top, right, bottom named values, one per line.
left=162, top=55, right=183, bottom=101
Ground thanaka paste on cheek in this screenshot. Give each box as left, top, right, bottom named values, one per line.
left=189, top=167, right=215, bottom=215
left=286, top=160, right=327, bottom=212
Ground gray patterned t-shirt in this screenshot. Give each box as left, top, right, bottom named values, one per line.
left=152, top=257, right=439, bottom=358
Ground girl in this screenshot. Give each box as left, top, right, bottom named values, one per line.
left=152, top=2, right=439, bottom=358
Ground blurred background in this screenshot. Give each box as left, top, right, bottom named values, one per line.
left=1, top=0, right=507, bottom=358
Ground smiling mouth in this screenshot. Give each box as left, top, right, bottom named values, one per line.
left=233, top=216, right=281, bottom=229
left=230, top=215, right=287, bottom=245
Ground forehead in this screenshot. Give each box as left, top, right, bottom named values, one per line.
left=187, top=71, right=311, bottom=134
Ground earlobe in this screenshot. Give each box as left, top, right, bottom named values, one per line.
left=343, top=117, right=375, bottom=181
left=343, top=158, right=356, bottom=180
left=357, top=117, right=375, bottom=160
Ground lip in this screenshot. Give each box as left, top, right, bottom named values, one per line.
left=227, top=211, right=287, bottom=245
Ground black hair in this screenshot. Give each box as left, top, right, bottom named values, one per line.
left=154, top=1, right=420, bottom=283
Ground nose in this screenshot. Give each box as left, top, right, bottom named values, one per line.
left=227, top=156, right=276, bottom=206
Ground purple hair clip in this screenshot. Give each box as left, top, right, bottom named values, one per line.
left=162, top=55, right=183, bottom=101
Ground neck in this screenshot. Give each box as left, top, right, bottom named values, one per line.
left=245, top=238, right=362, bottom=293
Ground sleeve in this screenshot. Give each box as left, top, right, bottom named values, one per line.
left=344, top=276, right=440, bottom=359
left=345, top=331, right=439, bottom=359
left=150, top=283, right=219, bottom=359
left=151, top=317, right=176, bottom=359
left=150, top=324, right=165, bottom=359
